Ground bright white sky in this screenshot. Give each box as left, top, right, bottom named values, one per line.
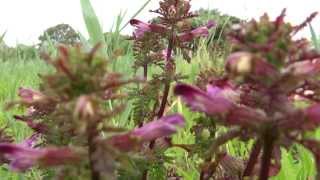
left=0, top=0, right=319, bottom=46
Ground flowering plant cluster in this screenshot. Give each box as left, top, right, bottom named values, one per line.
left=129, top=0, right=214, bottom=131
left=175, top=9, right=320, bottom=180
left=1, top=0, right=320, bottom=179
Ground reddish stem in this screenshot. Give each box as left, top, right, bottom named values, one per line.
left=88, top=125, right=100, bottom=180
left=259, top=134, right=275, bottom=180
left=143, top=64, right=148, bottom=80
left=157, top=33, right=174, bottom=118
left=243, top=140, right=262, bottom=177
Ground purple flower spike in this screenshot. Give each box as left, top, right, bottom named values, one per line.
left=174, top=84, right=234, bottom=116
left=130, top=19, right=167, bottom=39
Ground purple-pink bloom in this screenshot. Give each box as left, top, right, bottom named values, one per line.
left=130, top=19, right=167, bottom=39
left=178, top=26, right=209, bottom=42
left=107, top=114, right=185, bottom=151
left=132, top=114, right=185, bottom=141
left=178, top=20, right=215, bottom=42
left=206, top=80, right=240, bottom=103
left=174, top=84, right=234, bottom=116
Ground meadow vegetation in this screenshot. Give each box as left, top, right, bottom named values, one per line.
left=0, top=0, right=320, bottom=179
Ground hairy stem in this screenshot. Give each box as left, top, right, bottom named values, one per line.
left=243, top=140, right=262, bottom=177
left=88, top=125, right=100, bottom=180
left=157, top=33, right=174, bottom=118
left=259, top=134, right=275, bottom=180
left=157, top=83, right=171, bottom=118
left=143, top=64, right=148, bottom=80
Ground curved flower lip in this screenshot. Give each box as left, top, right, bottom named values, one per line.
left=174, top=84, right=234, bottom=116
left=130, top=19, right=167, bottom=39
left=107, top=114, right=185, bottom=151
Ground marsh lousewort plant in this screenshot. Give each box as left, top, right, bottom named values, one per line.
left=130, top=0, right=215, bottom=121
left=2, top=1, right=320, bottom=180
left=175, top=9, right=320, bottom=180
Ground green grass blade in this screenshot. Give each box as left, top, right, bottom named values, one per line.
left=80, top=0, right=106, bottom=46
left=0, top=31, right=6, bottom=43
left=309, top=23, right=320, bottom=50
left=120, top=0, right=152, bottom=31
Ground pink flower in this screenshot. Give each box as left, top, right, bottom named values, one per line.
left=178, top=20, right=216, bottom=42
left=107, top=114, right=185, bottom=151
left=0, top=143, right=80, bottom=172
left=130, top=19, right=167, bottom=39
left=174, top=84, right=234, bottom=116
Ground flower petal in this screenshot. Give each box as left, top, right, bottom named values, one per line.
left=178, top=26, right=209, bottom=42
left=175, top=84, right=234, bottom=116
left=107, top=114, right=185, bottom=151
left=132, top=114, right=185, bottom=141
left=130, top=19, right=167, bottom=39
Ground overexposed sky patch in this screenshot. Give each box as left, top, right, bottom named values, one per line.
left=0, top=0, right=319, bottom=46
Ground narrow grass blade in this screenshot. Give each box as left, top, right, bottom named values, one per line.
left=120, top=0, right=152, bottom=31
left=80, top=0, right=106, bottom=46
left=309, top=23, right=320, bottom=50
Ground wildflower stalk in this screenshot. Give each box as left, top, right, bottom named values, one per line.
left=259, top=131, right=275, bottom=180
left=87, top=123, right=100, bottom=180
left=157, top=30, right=174, bottom=118
left=143, top=64, right=148, bottom=79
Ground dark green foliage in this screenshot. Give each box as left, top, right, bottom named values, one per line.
left=38, top=24, right=80, bottom=47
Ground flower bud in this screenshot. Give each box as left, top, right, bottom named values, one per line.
left=226, top=52, right=253, bottom=76
left=74, top=96, right=95, bottom=121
